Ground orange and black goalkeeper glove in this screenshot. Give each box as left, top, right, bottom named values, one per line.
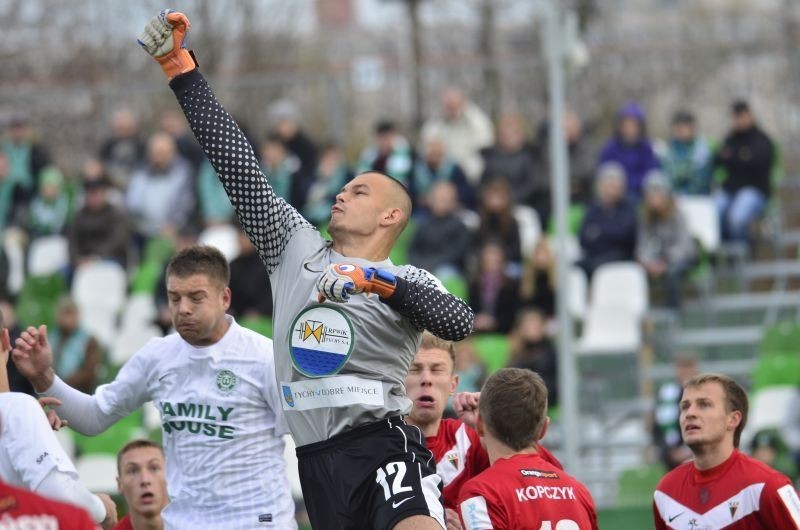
left=137, top=10, right=197, bottom=79
left=316, top=264, right=397, bottom=303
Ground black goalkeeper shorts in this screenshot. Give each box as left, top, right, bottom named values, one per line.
left=295, top=416, right=444, bottom=530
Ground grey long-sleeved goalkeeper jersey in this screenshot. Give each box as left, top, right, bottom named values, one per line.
left=171, top=71, right=474, bottom=446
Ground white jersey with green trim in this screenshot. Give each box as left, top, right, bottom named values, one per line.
left=93, top=317, right=295, bottom=529
left=171, top=70, right=475, bottom=447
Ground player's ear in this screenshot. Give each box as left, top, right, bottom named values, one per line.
left=727, top=410, right=742, bottom=433
left=449, top=374, right=459, bottom=395
left=221, top=286, right=232, bottom=310
left=537, top=416, right=550, bottom=442
left=116, top=476, right=122, bottom=494
left=379, top=206, right=404, bottom=228
left=476, top=413, right=485, bottom=438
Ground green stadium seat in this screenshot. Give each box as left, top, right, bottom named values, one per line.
left=616, top=462, right=666, bottom=508
left=15, top=274, right=67, bottom=328
left=760, top=322, right=800, bottom=357
left=240, top=316, right=274, bottom=339
left=472, top=333, right=510, bottom=374
left=440, top=274, right=468, bottom=300
left=389, top=218, right=415, bottom=265
left=71, top=409, right=145, bottom=456
left=752, top=353, right=800, bottom=391
left=130, top=237, right=174, bottom=294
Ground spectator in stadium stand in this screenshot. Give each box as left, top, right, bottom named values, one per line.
left=228, top=227, right=273, bottom=319
left=468, top=241, right=520, bottom=334
left=0, top=480, right=96, bottom=530
left=2, top=113, right=50, bottom=205
left=539, top=110, right=597, bottom=207
left=98, top=108, right=146, bottom=189
left=414, top=136, right=476, bottom=212
left=268, top=99, right=319, bottom=181
left=474, top=177, right=522, bottom=268
left=598, top=101, right=660, bottom=201
left=713, top=100, right=776, bottom=246
left=481, top=113, right=548, bottom=225
left=519, top=237, right=556, bottom=318
left=126, top=132, right=194, bottom=244
left=0, top=151, right=27, bottom=232
left=455, top=369, right=598, bottom=530
left=636, top=171, right=698, bottom=309
left=260, top=132, right=307, bottom=208
left=114, top=440, right=168, bottom=530
left=408, top=181, right=472, bottom=280
left=660, top=110, right=714, bottom=196
left=68, top=172, right=130, bottom=269
left=48, top=296, right=102, bottom=395
left=653, top=373, right=800, bottom=529
left=357, top=120, right=417, bottom=204
left=25, top=165, right=70, bottom=239
left=453, top=339, right=486, bottom=396
left=159, top=110, right=206, bottom=175
left=577, top=162, right=638, bottom=278
left=507, top=308, right=558, bottom=407
left=196, top=159, right=236, bottom=226
left=781, top=389, right=800, bottom=477
left=421, top=87, right=495, bottom=186
left=303, top=143, right=353, bottom=226
left=652, top=353, right=698, bottom=471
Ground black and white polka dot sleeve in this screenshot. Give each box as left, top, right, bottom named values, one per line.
left=384, top=267, right=474, bottom=341
left=169, top=71, right=312, bottom=274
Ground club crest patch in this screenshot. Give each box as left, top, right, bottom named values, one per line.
left=289, top=305, right=355, bottom=377
left=215, top=369, right=237, bottom=394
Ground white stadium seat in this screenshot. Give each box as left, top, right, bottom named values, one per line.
left=513, top=205, right=542, bottom=259
left=28, top=234, right=69, bottom=277
left=678, top=196, right=720, bottom=253
left=590, top=262, right=649, bottom=318
left=72, top=261, right=127, bottom=347
left=75, top=454, right=119, bottom=493
left=740, top=386, right=797, bottom=451
left=199, top=224, right=241, bottom=262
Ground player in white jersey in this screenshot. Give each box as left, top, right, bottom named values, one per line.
left=12, top=245, right=296, bottom=529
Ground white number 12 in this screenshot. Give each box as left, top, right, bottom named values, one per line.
left=539, top=520, right=579, bottom=530
left=375, top=461, right=413, bottom=501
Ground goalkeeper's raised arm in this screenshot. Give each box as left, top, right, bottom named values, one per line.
left=138, top=10, right=312, bottom=275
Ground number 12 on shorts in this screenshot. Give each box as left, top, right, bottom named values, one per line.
left=539, top=520, right=579, bottom=530
left=375, top=461, right=412, bottom=501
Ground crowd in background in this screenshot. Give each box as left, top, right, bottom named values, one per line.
left=0, top=87, right=793, bottom=480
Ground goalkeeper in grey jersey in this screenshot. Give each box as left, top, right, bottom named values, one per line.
left=139, top=10, right=474, bottom=530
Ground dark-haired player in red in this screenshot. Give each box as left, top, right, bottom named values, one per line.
left=455, top=368, right=597, bottom=530
left=653, top=373, right=800, bottom=529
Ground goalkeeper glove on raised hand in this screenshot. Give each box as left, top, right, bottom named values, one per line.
left=317, top=264, right=397, bottom=303
left=138, top=10, right=197, bottom=79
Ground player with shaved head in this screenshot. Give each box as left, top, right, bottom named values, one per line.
left=136, top=10, right=474, bottom=530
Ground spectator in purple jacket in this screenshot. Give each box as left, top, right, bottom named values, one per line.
left=598, top=102, right=660, bottom=201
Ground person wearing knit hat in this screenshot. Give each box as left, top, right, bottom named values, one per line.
left=27, top=165, right=70, bottom=238
left=598, top=101, right=661, bottom=200
left=636, top=169, right=697, bottom=309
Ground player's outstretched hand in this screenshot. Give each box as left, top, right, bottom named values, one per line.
left=138, top=10, right=197, bottom=79
left=97, top=493, right=118, bottom=530
left=39, top=397, right=68, bottom=431
left=316, top=263, right=397, bottom=303
left=453, top=391, right=480, bottom=430
left=12, top=325, right=55, bottom=392
left=445, top=508, right=463, bottom=530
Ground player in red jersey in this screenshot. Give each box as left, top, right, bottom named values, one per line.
left=0, top=479, right=95, bottom=530
left=113, top=440, right=168, bottom=530
left=456, top=368, right=597, bottom=530
left=653, top=373, right=800, bottom=529
left=405, top=333, right=490, bottom=529
left=405, top=334, right=565, bottom=530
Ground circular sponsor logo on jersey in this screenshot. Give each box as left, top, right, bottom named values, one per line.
left=215, top=369, right=238, bottom=394
left=289, top=305, right=355, bottom=377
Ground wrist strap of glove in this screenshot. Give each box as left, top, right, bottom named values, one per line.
left=157, top=48, right=198, bottom=79
left=367, top=268, right=397, bottom=299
